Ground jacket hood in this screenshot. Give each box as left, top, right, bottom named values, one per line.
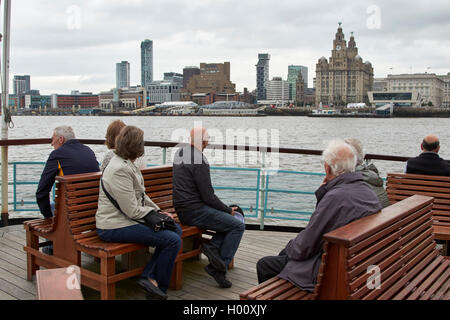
left=356, top=163, right=384, bottom=187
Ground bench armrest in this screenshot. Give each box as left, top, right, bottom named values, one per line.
left=323, top=195, right=433, bottom=247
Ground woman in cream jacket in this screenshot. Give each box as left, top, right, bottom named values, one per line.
left=96, top=126, right=181, bottom=300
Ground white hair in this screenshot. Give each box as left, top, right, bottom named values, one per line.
left=344, top=138, right=365, bottom=165
left=54, top=125, right=76, bottom=141
left=322, top=139, right=357, bottom=176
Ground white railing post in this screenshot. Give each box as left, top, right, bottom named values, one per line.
left=1, top=0, right=11, bottom=226
left=259, top=151, right=266, bottom=230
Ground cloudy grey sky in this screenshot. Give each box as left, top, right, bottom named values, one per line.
left=8, top=0, right=450, bottom=95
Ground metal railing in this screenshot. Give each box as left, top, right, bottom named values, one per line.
left=0, top=138, right=419, bottom=228
left=4, top=161, right=324, bottom=229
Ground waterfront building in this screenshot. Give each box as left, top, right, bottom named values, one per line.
left=24, top=94, right=51, bottom=109
left=183, top=62, right=236, bottom=100
left=304, top=88, right=316, bottom=107
left=164, top=72, right=183, bottom=88
left=190, top=92, right=237, bottom=106
left=438, top=73, right=450, bottom=108
left=147, top=80, right=180, bottom=104
left=266, top=77, right=290, bottom=104
left=183, top=66, right=200, bottom=89
left=51, top=93, right=99, bottom=109
left=287, top=65, right=308, bottom=101
left=116, top=61, right=130, bottom=89
left=387, top=73, right=444, bottom=107
left=295, top=73, right=305, bottom=105
left=256, top=53, right=270, bottom=101
left=374, top=78, right=388, bottom=92
left=367, top=91, right=422, bottom=108
left=315, top=23, right=374, bottom=106
left=13, top=75, right=31, bottom=95
left=141, top=39, right=153, bottom=87
left=155, top=101, right=198, bottom=109
left=99, top=86, right=147, bottom=109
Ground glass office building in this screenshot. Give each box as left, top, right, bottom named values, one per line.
left=287, top=65, right=308, bottom=100
left=141, top=39, right=153, bottom=87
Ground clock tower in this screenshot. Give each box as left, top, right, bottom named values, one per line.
left=315, top=23, right=374, bottom=106
left=332, top=22, right=347, bottom=59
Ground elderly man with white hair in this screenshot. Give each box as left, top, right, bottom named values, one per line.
left=36, top=125, right=99, bottom=219
left=256, top=139, right=382, bottom=291
left=36, top=125, right=99, bottom=255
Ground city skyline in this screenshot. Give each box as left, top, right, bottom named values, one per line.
left=8, top=0, right=450, bottom=95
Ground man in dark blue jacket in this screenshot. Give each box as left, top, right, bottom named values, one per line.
left=36, top=125, right=99, bottom=218
left=406, top=135, right=450, bottom=176
left=173, top=127, right=245, bottom=289
left=256, top=139, right=382, bottom=291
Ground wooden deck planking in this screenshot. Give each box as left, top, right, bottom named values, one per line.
left=0, top=224, right=296, bottom=300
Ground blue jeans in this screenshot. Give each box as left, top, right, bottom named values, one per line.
left=97, top=223, right=182, bottom=293
left=179, top=205, right=245, bottom=268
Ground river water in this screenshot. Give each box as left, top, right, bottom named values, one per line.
left=4, top=115, right=450, bottom=226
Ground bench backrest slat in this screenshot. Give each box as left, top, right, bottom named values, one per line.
left=55, top=165, right=175, bottom=240
left=317, top=194, right=437, bottom=300
left=387, top=173, right=450, bottom=228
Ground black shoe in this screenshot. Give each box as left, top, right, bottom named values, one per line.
left=136, top=277, right=167, bottom=300
left=204, top=264, right=232, bottom=288
left=42, top=244, right=53, bottom=256
left=201, top=243, right=226, bottom=272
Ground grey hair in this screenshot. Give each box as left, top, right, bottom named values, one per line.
left=322, top=139, right=357, bottom=176
left=344, top=138, right=365, bottom=165
left=54, top=125, right=76, bottom=141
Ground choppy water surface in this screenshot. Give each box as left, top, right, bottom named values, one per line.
left=5, top=115, right=450, bottom=225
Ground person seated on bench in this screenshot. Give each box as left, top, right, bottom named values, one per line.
left=405, top=134, right=450, bottom=176
left=345, top=138, right=389, bottom=208
left=36, top=125, right=99, bottom=255
left=95, top=126, right=182, bottom=300
left=100, top=119, right=146, bottom=171
left=256, top=139, right=382, bottom=292
left=173, top=127, right=245, bottom=289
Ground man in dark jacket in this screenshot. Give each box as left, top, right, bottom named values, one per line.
left=36, top=125, right=99, bottom=218
left=406, top=135, right=450, bottom=176
left=256, top=139, right=382, bottom=291
left=173, top=127, right=245, bottom=288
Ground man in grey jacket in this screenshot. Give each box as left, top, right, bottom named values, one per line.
left=256, top=139, right=382, bottom=291
left=173, top=127, right=245, bottom=288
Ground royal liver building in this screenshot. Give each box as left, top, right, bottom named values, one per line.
left=315, top=23, right=373, bottom=106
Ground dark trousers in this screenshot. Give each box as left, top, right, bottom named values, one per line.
left=97, top=223, right=182, bottom=293
left=256, top=254, right=289, bottom=284
left=179, top=205, right=245, bottom=268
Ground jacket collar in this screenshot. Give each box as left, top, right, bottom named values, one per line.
left=63, top=139, right=79, bottom=145
left=315, top=172, right=364, bottom=203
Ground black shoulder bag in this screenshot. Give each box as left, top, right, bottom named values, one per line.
left=100, top=179, right=177, bottom=232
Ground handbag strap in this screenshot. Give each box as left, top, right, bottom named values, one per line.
left=100, top=178, right=127, bottom=216
left=100, top=178, right=158, bottom=226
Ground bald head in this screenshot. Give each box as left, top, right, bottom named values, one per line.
left=421, top=135, right=440, bottom=153
left=190, top=127, right=209, bottom=151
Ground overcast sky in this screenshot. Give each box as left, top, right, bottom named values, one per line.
left=7, top=0, right=450, bottom=95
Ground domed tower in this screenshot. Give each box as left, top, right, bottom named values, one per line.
left=315, top=23, right=374, bottom=106
left=347, top=32, right=358, bottom=59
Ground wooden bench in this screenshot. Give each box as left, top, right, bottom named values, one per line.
left=24, top=165, right=215, bottom=299
left=240, top=195, right=450, bottom=300
left=386, top=172, right=450, bottom=254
